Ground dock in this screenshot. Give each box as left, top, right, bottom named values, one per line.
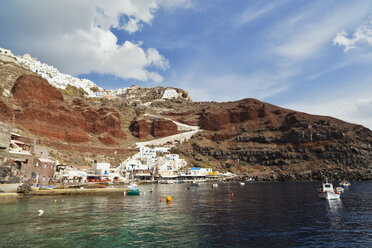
left=0, top=193, right=19, bottom=204
left=30, top=188, right=129, bottom=196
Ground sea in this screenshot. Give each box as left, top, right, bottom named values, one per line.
left=0, top=181, right=371, bottom=248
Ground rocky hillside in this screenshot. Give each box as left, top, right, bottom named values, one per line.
left=166, top=99, right=372, bottom=181
left=1, top=52, right=372, bottom=180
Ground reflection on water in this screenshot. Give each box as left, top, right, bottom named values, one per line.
left=327, top=198, right=343, bottom=214
left=0, top=181, right=371, bottom=248
left=326, top=198, right=343, bottom=228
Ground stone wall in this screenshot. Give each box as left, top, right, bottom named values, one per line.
left=0, top=122, right=10, bottom=150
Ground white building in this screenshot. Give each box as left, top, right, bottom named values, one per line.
left=139, top=146, right=156, bottom=158
left=155, top=147, right=171, bottom=153
left=0, top=47, right=14, bottom=56
left=121, top=146, right=186, bottom=181
left=189, top=167, right=213, bottom=177
left=54, top=165, right=87, bottom=182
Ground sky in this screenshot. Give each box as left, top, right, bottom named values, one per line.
left=1, top=0, right=372, bottom=129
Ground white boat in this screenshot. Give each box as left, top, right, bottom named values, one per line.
left=336, top=187, right=344, bottom=193
left=340, top=181, right=351, bottom=187
left=246, top=177, right=254, bottom=182
left=129, top=183, right=139, bottom=191
left=318, top=181, right=341, bottom=199
left=240, top=182, right=245, bottom=186
left=212, top=183, right=218, bottom=188
left=0, top=183, right=22, bottom=193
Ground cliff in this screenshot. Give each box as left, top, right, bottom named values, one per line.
left=2, top=75, right=125, bottom=144
left=172, top=99, right=372, bottom=181
left=1, top=53, right=372, bottom=180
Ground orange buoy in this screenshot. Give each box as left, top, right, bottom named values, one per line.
left=231, top=192, right=234, bottom=197
left=160, top=198, right=162, bottom=202
left=193, top=199, right=196, bottom=203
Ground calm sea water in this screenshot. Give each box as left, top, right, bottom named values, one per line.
left=0, top=181, right=371, bottom=248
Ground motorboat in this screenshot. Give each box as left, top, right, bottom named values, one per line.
left=212, top=183, right=218, bottom=188
left=335, top=187, right=344, bottom=193
left=127, top=183, right=140, bottom=195
left=318, top=181, right=341, bottom=199
left=340, top=181, right=351, bottom=187
left=240, top=182, right=245, bottom=186
left=246, top=177, right=254, bottom=182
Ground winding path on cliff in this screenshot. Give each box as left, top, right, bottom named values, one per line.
left=134, top=113, right=201, bottom=148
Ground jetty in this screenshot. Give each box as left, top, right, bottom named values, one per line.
left=30, top=187, right=129, bottom=196
left=0, top=193, right=19, bottom=204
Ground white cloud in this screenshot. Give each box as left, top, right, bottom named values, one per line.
left=0, top=0, right=190, bottom=83
left=271, top=1, right=372, bottom=60
left=284, top=77, right=372, bottom=130
left=333, top=19, right=372, bottom=52
left=235, top=1, right=286, bottom=27
left=176, top=67, right=293, bottom=102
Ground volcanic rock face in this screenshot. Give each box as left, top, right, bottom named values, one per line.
left=72, top=99, right=126, bottom=139
left=129, top=118, right=178, bottom=139
left=3, top=75, right=125, bottom=144
left=151, top=119, right=178, bottom=138
left=11, top=74, right=64, bottom=104
left=177, top=98, right=372, bottom=180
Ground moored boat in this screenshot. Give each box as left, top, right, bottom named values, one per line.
left=336, top=187, right=344, bottom=193
left=240, top=182, right=245, bottom=186
left=127, top=183, right=140, bottom=195
left=318, top=181, right=340, bottom=199
left=340, top=181, right=351, bottom=187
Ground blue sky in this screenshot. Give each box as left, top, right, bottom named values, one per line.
left=1, top=0, right=372, bottom=128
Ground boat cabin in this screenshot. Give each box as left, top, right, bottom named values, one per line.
left=319, top=182, right=334, bottom=192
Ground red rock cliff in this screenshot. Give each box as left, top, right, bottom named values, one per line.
left=7, top=75, right=125, bottom=144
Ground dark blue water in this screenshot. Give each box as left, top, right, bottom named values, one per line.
left=0, top=181, right=371, bottom=248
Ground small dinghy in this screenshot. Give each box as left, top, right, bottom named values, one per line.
left=127, top=183, right=140, bottom=195
left=340, top=181, right=351, bottom=187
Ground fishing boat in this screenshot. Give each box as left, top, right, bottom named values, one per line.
left=0, top=183, right=22, bottom=193
left=340, top=181, right=351, bottom=187
left=127, top=183, right=140, bottom=195
left=318, top=181, right=340, bottom=199
left=336, top=187, right=344, bottom=193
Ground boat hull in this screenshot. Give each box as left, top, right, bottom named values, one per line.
left=318, top=191, right=340, bottom=199
left=127, top=191, right=140, bottom=195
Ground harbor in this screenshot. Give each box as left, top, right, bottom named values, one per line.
left=1, top=181, right=371, bottom=248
